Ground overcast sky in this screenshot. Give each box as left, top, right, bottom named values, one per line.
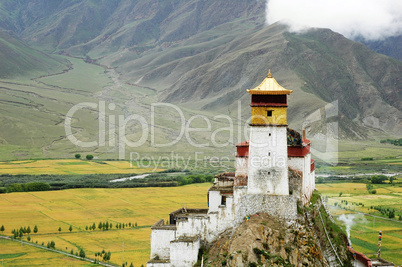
left=266, top=0, right=402, bottom=40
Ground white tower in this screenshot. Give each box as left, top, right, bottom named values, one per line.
left=247, top=70, right=293, bottom=195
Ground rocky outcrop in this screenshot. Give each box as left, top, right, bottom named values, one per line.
left=203, top=213, right=329, bottom=266
left=201, top=192, right=353, bottom=267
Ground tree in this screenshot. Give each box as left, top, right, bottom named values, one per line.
left=92, top=222, right=96, bottom=230
left=339, top=192, right=343, bottom=197
left=70, top=249, right=74, bottom=255
left=58, top=226, right=61, bottom=232
left=79, top=248, right=86, bottom=258
left=33, top=225, right=38, bottom=233
left=0, top=225, right=4, bottom=233
left=27, top=226, right=31, bottom=234
left=27, top=236, right=31, bottom=241
left=103, top=251, right=111, bottom=261
left=371, top=175, right=387, bottom=184
left=85, top=226, right=88, bottom=230
left=130, top=263, right=134, bottom=267
left=69, top=225, right=73, bottom=232
left=98, top=222, right=103, bottom=230
left=75, top=154, right=81, bottom=159
left=86, top=154, right=94, bottom=160
left=50, top=240, right=55, bottom=249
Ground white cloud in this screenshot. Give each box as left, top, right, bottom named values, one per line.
left=266, top=0, right=402, bottom=40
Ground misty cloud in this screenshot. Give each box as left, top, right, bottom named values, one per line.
left=266, top=0, right=402, bottom=40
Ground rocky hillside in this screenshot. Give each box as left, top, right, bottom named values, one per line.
left=202, top=193, right=352, bottom=266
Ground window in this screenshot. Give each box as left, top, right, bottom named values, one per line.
left=269, top=133, right=271, bottom=136
left=268, top=152, right=271, bottom=156
left=221, top=196, right=227, bottom=206
left=267, top=110, right=272, bottom=117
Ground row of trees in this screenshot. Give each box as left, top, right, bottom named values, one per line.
left=83, top=221, right=138, bottom=231
left=177, top=174, right=214, bottom=185
left=380, top=138, right=402, bottom=146
left=5, top=182, right=50, bottom=193
left=75, top=154, right=94, bottom=160
left=95, top=249, right=111, bottom=262
left=11, top=225, right=38, bottom=236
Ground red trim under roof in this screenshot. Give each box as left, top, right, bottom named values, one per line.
left=288, top=143, right=311, bottom=157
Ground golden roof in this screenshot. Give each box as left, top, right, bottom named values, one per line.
left=247, top=70, right=293, bottom=95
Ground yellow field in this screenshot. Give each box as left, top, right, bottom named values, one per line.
left=0, top=238, right=96, bottom=266
left=316, top=183, right=402, bottom=265
left=0, top=159, right=161, bottom=175
left=0, top=184, right=210, bottom=266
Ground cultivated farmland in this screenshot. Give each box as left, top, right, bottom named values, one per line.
left=0, top=184, right=210, bottom=266
left=316, top=183, right=402, bottom=265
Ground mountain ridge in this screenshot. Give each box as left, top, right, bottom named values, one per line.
left=0, top=0, right=401, bottom=160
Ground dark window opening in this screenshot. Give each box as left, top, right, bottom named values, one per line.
left=269, top=133, right=271, bottom=136
left=221, top=196, right=227, bottom=206
left=267, top=110, right=273, bottom=117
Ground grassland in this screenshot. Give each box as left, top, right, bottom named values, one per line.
left=0, top=183, right=210, bottom=266
left=316, top=183, right=402, bottom=265
left=0, top=159, right=159, bottom=175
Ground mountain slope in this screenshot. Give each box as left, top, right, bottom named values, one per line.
left=0, top=0, right=401, bottom=160
left=360, top=35, right=402, bottom=61
left=0, top=0, right=264, bottom=55
left=0, top=30, right=66, bottom=78
left=125, top=23, right=401, bottom=136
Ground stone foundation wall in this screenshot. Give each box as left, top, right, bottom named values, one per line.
left=235, top=194, right=297, bottom=226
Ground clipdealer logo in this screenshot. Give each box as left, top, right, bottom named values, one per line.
left=64, top=100, right=338, bottom=166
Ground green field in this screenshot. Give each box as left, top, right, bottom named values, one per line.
left=316, top=183, right=402, bottom=265
left=0, top=184, right=210, bottom=266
